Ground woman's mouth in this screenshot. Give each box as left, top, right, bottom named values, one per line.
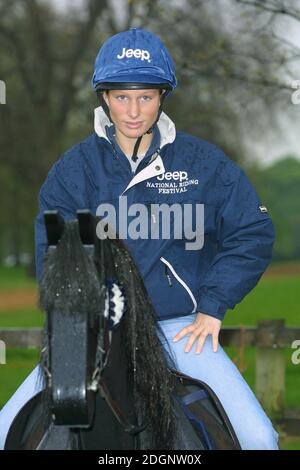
left=125, top=121, right=143, bottom=129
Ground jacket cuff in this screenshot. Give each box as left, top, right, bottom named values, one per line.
left=196, top=294, right=227, bottom=321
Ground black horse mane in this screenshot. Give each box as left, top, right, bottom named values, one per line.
left=38, top=220, right=181, bottom=449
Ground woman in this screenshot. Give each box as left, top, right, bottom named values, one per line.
left=1, top=27, right=279, bottom=450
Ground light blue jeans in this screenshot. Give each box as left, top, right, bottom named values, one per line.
left=157, top=314, right=280, bottom=450
left=0, top=365, right=44, bottom=449
left=0, top=314, right=279, bottom=450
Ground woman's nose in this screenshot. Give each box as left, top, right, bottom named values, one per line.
left=127, top=100, right=140, bottom=118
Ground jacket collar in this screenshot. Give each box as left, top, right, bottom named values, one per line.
left=94, top=106, right=176, bottom=150
left=94, top=106, right=176, bottom=195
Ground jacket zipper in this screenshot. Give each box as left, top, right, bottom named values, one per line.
left=160, top=257, right=197, bottom=313
left=164, top=264, right=173, bottom=286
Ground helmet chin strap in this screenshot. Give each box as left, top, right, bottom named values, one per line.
left=97, top=90, right=167, bottom=163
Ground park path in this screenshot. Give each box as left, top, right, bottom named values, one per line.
left=0, top=289, right=37, bottom=311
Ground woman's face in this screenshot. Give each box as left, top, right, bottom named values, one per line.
left=102, top=89, right=163, bottom=138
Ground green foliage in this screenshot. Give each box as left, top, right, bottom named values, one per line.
left=250, top=156, right=300, bottom=261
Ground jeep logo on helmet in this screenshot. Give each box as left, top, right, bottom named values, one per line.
left=117, top=48, right=151, bottom=63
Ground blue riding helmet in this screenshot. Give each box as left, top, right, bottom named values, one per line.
left=92, top=27, right=177, bottom=97
left=91, top=27, right=178, bottom=162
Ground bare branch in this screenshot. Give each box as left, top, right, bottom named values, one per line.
left=0, top=23, right=37, bottom=101
left=235, top=0, right=300, bottom=22
left=56, top=0, right=108, bottom=131
left=181, top=59, right=292, bottom=92
left=21, top=0, right=53, bottom=104
left=270, top=30, right=300, bottom=55
left=125, top=0, right=136, bottom=29
left=106, top=1, right=120, bottom=35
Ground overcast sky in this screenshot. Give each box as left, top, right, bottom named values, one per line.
left=50, top=0, right=300, bottom=167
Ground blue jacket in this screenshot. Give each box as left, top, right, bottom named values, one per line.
left=34, top=106, right=275, bottom=321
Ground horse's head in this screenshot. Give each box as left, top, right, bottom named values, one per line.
left=38, top=210, right=183, bottom=449
left=38, top=211, right=108, bottom=427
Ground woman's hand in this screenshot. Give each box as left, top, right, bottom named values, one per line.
left=173, top=312, right=221, bottom=354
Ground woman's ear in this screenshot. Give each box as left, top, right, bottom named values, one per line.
left=102, top=90, right=109, bottom=107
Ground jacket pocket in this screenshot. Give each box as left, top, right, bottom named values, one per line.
left=160, top=256, right=197, bottom=313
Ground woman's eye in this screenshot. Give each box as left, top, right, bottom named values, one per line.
left=116, top=96, right=152, bottom=101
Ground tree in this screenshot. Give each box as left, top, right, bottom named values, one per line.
left=0, top=0, right=296, bottom=269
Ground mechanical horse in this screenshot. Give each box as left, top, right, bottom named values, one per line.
left=3, top=210, right=241, bottom=450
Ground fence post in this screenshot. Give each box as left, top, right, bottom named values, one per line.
left=256, top=319, right=285, bottom=418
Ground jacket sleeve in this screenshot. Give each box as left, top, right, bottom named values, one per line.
left=34, top=152, right=88, bottom=282
left=196, top=160, right=275, bottom=321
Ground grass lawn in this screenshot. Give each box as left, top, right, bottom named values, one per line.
left=0, top=349, right=40, bottom=409
left=223, top=276, right=300, bottom=326
left=0, top=266, right=36, bottom=291
left=0, top=308, right=44, bottom=328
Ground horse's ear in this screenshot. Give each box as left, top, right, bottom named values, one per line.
left=44, top=211, right=65, bottom=246
left=77, top=209, right=97, bottom=245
